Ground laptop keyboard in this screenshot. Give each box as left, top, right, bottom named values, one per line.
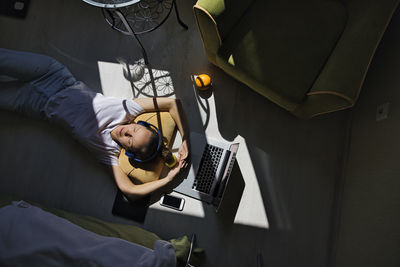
left=192, top=144, right=224, bottom=194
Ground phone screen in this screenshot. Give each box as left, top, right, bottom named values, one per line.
left=162, top=195, right=182, bottom=208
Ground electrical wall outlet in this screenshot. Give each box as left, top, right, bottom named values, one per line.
left=376, top=102, right=390, bottom=121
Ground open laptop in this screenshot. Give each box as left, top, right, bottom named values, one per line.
left=174, top=132, right=239, bottom=210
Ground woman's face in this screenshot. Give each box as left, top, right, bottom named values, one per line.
left=110, top=123, right=152, bottom=153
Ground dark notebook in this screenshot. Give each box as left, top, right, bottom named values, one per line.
left=112, top=189, right=150, bottom=223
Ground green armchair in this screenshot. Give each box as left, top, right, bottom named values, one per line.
left=194, top=0, right=399, bottom=118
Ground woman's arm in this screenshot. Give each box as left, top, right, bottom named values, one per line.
left=134, top=98, right=190, bottom=165
left=110, top=162, right=183, bottom=200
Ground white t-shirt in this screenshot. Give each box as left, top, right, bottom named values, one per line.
left=45, top=83, right=144, bottom=166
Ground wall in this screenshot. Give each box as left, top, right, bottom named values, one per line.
left=333, top=5, right=400, bottom=267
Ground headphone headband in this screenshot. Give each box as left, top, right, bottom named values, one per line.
left=125, top=121, right=162, bottom=163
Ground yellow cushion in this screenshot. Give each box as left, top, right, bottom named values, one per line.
left=118, top=112, right=177, bottom=184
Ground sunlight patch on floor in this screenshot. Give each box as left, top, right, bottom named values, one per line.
left=97, top=60, right=175, bottom=99
left=233, top=136, right=269, bottom=229
left=97, top=64, right=269, bottom=226
left=97, top=61, right=134, bottom=99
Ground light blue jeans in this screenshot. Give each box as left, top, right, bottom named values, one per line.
left=0, top=48, right=76, bottom=120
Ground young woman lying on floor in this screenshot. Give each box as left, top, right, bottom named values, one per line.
left=0, top=48, right=189, bottom=199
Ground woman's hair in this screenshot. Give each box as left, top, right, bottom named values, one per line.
left=129, top=126, right=173, bottom=164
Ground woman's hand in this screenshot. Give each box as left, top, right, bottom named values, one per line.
left=178, top=139, right=189, bottom=168
left=167, top=160, right=185, bottom=181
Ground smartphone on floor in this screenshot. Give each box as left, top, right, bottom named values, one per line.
left=159, top=194, right=185, bottom=211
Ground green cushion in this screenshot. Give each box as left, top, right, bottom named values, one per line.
left=218, top=0, right=347, bottom=103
